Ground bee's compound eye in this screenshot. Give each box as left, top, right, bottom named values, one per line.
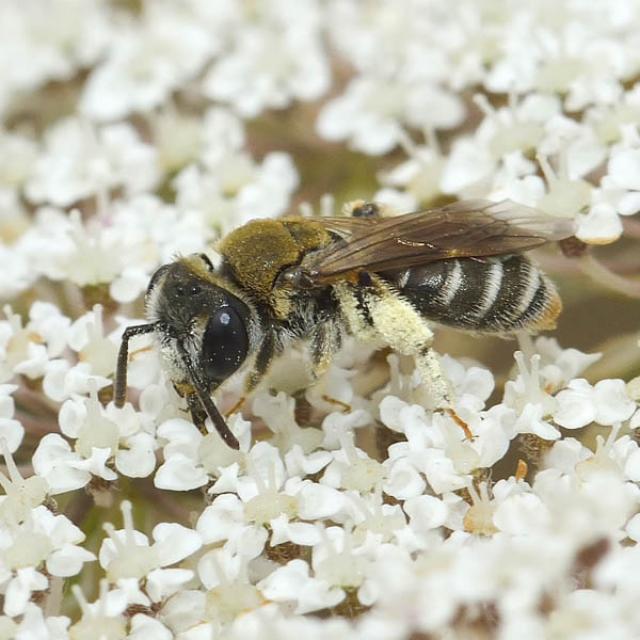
left=201, top=306, right=249, bottom=384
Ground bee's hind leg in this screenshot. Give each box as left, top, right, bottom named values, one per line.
left=415, top=346, right=452, bottom=410
left=337, top=280, right=473, bottom=436
left=415, top=348, right=472, bottom=438
left=348, top=280, right=454, bottom=410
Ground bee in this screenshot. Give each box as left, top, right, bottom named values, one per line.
left=114, top=199, right=572, bottom=450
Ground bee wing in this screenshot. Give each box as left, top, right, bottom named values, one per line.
left=305, top=200, right=574, bottom=281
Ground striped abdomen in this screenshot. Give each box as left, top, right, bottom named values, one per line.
left=382, top=255, right=561, bottom=334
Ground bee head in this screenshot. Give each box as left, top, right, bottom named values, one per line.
left=115, top=253, right=256, bottom=451
left=146, top=256, right=253, bottom=389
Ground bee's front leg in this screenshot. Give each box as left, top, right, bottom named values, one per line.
left=244, top=329, right=279, bottom=393
left=185, top=392, right=209, bottom=434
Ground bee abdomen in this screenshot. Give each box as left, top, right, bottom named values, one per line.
left=384, top=255, right=561, bottom=334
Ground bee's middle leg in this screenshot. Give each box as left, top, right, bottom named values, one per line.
left=309, top=319, right=342, bottom=381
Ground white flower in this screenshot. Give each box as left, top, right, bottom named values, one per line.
left=68, top=580, right=127, bottom=640
left=504, top=352, right=559, bottom=439
left=440, top=138, right=494, bottom=194
left=155, top=419, right=210, bottom=491
left=57, top=354, right=160, bottom=471
left=381, top=399, right=470, bottom=495
left=0, top=441, right=47, bottom=524
left=9, top=602, right=70, bottom=640
left=296, top=481, right=346, bottom=521
left=576, top=202, right=623, bottom=244
left=0, top=386, right=23, bottom=453
left=196, top=494, right=247, bottom=547
left=202, top=1, right=330, bottom=117
left=0, top=1, right=111, bottom=115
left=60, top=393, right=158, bottom=480
left=0, top=129, right=38, bottom=189
left=40, top=354, right=108, bottom=401
left=30, top=507, right=95, bottom=577
left=305, top=360, right=360, bottom=415
left=536, top=114, right=606, bottom=179
left=106, top=194, right=213, bottom=303
left=0, top=505, right=94, bottom=617
left=32, top=433, right=116, bottom=494
left=535, top=337, right=602, bottom=390
left=3, top=1, right=640, bottom=636
left=152, top=106, right=245, bottom=175
left=99, top=501, right=201, bottom=587
left=0, top=244, right=34, bottom=301
left=380, top=140, right=444, bottom=205
left=195, top=547, right=265, bottom=630
left=26, top=118, right=159, bottom=207
left=493, top=492, right=551, bottom=535
left=80, top=4, right=222, bottom=121
left=3, top=568, right=47, bottom=617
left=321, top=433, right=385, bottom=493
left=174, top=151, right=298, bottom=236
left=0, top=304, right=68, bottom=384
left=252, top=392, right=324, bottom=454
left=404, top=494, right=449, bottom=534
left=269, top=514, right=323, bottom=547
left=155, top=415, right=251, bottom=491
left=554, top=379, right=636, bottom=429
left=317, top=74, right=464, bottom=155
left=572, top=137, right=640, bottom=244
left=129, top=614, right=173, bottom=640
left=67, top=305, right=117, bottom=376
left=258, top=558, right=343, bottom=615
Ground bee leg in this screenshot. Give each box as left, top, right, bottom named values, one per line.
left=309, top=320, right=342, bottom=381
left=414, top=347, right=452, bottom=410
left=413, top=350, right=472, bottom=439
left=244, top=330, right=278, bottom=393
left=186, top=393, right=209, bottom=435
left=224, top=395, right=245, bottom=418
left=446, top=406, right=474, bottom=440
left=361, top=285, right=453, bottom=409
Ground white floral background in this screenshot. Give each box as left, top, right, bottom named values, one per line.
left=1, top=1, right=640, bottom=639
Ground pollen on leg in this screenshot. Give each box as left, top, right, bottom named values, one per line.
left=415, top=347, right=452, bottom=409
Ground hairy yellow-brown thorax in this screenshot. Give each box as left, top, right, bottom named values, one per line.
left=218, top=218, right=332, bottom=299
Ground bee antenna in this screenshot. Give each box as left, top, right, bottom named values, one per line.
left=176, top=342, right=240, bottom=451
left=114, top=323, right=157, bottom=408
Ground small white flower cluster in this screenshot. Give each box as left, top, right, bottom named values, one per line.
left=0, top=0, right=640, bottom=638
left=2, top=329, right=640, bottom=638
left=0, top=105, right=298, bottom=303
left=318, top=1, right=640, bottom=245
